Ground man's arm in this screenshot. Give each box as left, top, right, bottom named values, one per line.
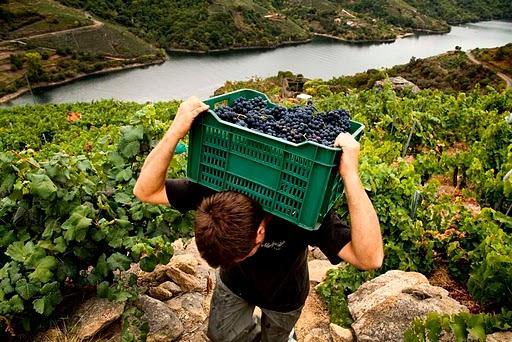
left=133, top=97, right=209, bottom=204
left=335, top=133, right=384, bottom=270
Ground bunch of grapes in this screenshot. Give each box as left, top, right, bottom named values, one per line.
left=214, top=97, right=351, bottom=147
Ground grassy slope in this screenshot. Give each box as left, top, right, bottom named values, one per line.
left=0, top=0, right=163, bottom=100
left=0, top=0, right=92, bottom=40
left=473, top=43, right=512, bottom=77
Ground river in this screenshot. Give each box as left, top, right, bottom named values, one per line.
left=5, top=20, right=512, bottom=106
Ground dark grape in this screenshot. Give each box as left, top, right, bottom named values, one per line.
left=213, top=97, right=352, bottom=147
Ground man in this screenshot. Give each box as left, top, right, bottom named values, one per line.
left=134, top=96, right=384, bottom=342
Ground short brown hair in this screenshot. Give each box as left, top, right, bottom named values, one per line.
left=194, top=191, right=264, bottom=268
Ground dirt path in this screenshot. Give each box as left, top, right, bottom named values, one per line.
left=5, top=18, right=103, bottom=44
left=466, top=50, right=512, bottom=88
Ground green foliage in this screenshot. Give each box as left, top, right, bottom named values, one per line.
left=0, top=101, right=192, bottom=334
left=404, top=310, right=512, bottom=341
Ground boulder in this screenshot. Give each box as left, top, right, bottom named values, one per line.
left=348, top=270, right=467, bottom=342
left=304, top=327, right=332, bottom=342
left=329, top=323, right=353, bottom=342
left=487, top=332, right=512, bottom=342
left=72, top=297, right=125, bottom=340
left=139, top=295, right=184, bottom=342
left=167, top=292, right=208, bottom=332
left=308, top=259, right=338, bottom=283
left=375, top=76, right=420, bottom=93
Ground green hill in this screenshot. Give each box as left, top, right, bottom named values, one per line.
left=57, top=0, right=511, bottom=51
left=0, top=0, right=165, bottom=101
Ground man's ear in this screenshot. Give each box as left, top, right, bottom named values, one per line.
left=255, top=215, right=271, bottom=244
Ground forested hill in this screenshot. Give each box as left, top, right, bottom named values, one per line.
left=58, top=0, right=512, bottom=52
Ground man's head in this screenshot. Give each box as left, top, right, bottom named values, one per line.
left=194, top=191, right=268, bottom=268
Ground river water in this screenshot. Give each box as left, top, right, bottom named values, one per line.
left=5, top=20, right=512, bottom=106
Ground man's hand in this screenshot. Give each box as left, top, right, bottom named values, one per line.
left=169, top=96, right=209, bottom=139
left=334, top=133, right=360, bottom=179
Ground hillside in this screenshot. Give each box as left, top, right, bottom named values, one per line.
left=58, top=0, right=511, bottom=51
left=473, top=43, right=512, bottom=82
left=215, top=48, right=507, bottom=100
left=0, top=0, right=165, bottom=102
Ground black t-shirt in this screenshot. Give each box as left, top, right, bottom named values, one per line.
left=165, top=179, right=351, bottom=312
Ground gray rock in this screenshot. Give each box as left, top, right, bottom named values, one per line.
left=139, top=295, right=184, bottom=342
left=375, top=76, right=420, bottom=93
left=309, top=259, right=339, bottom=283
left=167, top=293, right=208, bottom=332
left=348, top=270, right=467, bottom=342
left=72, top=297, right=125, bottom=340
left=487, top=331, right=512, bottom=342
left=310, top=247, right=328, bottom=260
left=330, top=323, right=353, bottom=342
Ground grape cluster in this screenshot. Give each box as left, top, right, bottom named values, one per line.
left=214, top=97, right=351, bottom=147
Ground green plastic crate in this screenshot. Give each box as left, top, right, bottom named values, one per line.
left=187, top=89, right=364, bottom=230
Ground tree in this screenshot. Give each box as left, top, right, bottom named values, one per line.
left=25, top=52, right=44, bottom=82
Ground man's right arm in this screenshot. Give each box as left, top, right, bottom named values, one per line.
left=133, top=97, right=209, bottom=205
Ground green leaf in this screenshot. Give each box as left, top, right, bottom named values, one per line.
left=120, top=141, right=140, bottom=158
left=97, top=281, right=110, bottom=298
left=28, top=174, right=57, bottom=199
left=62, top=211, right=92, bottom=242
left=53, top=237, right=67, bottom=253
left=15, top=279, right=38, bottom=300
left=9, top=294, right=24, bottom=313
left=121, top=126, right=144, bottom=142
left=139, top=255, right=158, bottom=272
left=107, top=253, right=131, bottom=271
left=33, top=297, right=45, bottom=315
left=114, top=192, right=132, bottom=205
left=116, top=168, right=133, bottom=182
left=95, top=254, right=109, bottom=278
left=28, top=256, right=57, bottom=283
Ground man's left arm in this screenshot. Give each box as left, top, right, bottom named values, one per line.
left=335, top=133, right=384, bottom=270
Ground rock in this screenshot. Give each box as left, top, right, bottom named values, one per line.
left=348, top=270, right=467, bottom=342
left=166, top=266, right=204, bottom=292
left=304, top=327, right=332, bottom=342
left=170, top=254, right=199, bottom=275
left=308, top=259, right=338, bottom=283
left=311, top=247, right=328, bottom=260
left=136, top=263, right=171, bottom=287
left=139, top=295, right=184, bottom=342
left=35, top=328, right=65, bottom=342
left=330, top=323, right=353, bottom=342
left=172, top=238, right=186, bottom=255
left=148, top=285, right=173, bottom=301
left=167, top=292, right=208, bottom=332
left=487, top=332, right=512, bottom=342
left=148, top=281, right=183, bottom=301
left=72, top=297, right=125, bottom=340
left=375, top=76, right=420, bottom=93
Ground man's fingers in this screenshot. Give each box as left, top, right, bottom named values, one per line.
left=191, top=104, right=209, bottom=116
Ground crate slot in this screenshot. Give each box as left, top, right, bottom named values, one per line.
left=201, top=146, right=227, bottom=168
left=199, top=165, right=224, bottom=189
left=231, top=135, right=284, bottom=169
left=204, top=126, right=230, bottom=149
left=225, top=174, right=274, bottom=208
left=274, top=193, right=301, bottom=220
left=279, top=174, right=306, bottom=201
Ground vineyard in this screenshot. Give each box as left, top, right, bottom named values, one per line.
left=0, top=85, right=511, bottom=340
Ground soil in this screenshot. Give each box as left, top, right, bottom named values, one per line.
left=428, top=266, right=482, bottom=314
